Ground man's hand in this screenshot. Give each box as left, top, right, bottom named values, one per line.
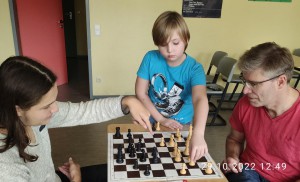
left=222, top=157, right=243, bottom=174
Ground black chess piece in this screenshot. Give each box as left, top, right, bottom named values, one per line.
left=140, top=149, right=146, bottom=162
left=152, top=151, right=159, bottom=164
left=114, top=127, right=121, bottom=138
left=144, top=165, right=151, bottom=176
left=133, top=159, right=139, bottom=170
left=127, top=129, right=132, bottom=138
left=116, top=145, right=124, bottom=164
left=129, top=147, right=135, bottom=158
left=136, top=142, right=141, bottom=152
left=151, top=147, right=157, bottom=156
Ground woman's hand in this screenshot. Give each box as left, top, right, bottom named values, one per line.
left=58, top=157, right=81, bottom=182
left=122, top=96, right=153, bottom=134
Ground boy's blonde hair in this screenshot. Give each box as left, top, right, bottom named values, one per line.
left=152, top=11, right=190, bottom=50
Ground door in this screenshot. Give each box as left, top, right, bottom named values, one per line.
left=15, top=0, right=68, bottom=85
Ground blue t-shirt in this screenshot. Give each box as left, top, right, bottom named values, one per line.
left=137, top=50, right=206, bottom=124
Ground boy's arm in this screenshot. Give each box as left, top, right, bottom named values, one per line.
left=189, top=85, right=209, bottom=161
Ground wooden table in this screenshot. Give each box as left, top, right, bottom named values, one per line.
left=107, top=124, right=228, bottom=182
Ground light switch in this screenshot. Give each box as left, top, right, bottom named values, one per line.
left=95, top=24, right=100, bottom=36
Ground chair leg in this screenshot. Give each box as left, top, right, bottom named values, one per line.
left=208, top=85, right=229, bottom=126
left=294, top=76, right=300, bottom=88
left=228, top=83, right=239, bottom=101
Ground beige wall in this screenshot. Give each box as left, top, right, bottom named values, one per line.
left=88, top=0, right=300, bottom=96
left=0, top=0, right=15, bottom=64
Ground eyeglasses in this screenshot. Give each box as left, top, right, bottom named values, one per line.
left=239, top=72, right=285, bottom=89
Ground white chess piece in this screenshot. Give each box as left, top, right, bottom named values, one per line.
left=188, top=156, right=195, bottom=166
left=156, top=122, right=160, bottom=131
left=205, top=162, right=213, bottom=174
left=180, top=163, right=187, bottom=175
left=160, top=137, right=165, bottom=146
left=183, top=141, right=189, bottom=156
left=169, top=134, right=175, bottom=147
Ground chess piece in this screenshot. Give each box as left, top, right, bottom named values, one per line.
left=116, top=145, right=124, bottom=164
left=169, top=134, right=175, bottom=147
left=144, top=165, right=151, bottom=176
left=159, top=137, right=165, bottom=147
left=180, top=163, right=187, bottom=175
left=205, top=162, right=213, bottom=174
left=129, top=147, right=135, bottom=158
left=187, top=124, right=193, bottom=140
left=176, top=128, right=180, bottom=138
left=177, top=134, right=182, bottom=142
left=188, top=156, right=195, bottom=166
left=152, top=147, right=157, bottom=156
left=183, top=141, right=189, bottom=156
left=156, top=122, right=160, bottom=131
left=140, top=149, right=146, bottom=162
left=175, top=148, right=181, bottom=162
left=136, top=142, right=141, bottom=152
left=152, top=151, right=159, bottom=163
left=133, top=159, right=139, bottom=170
left=127, top=129, right=132, bottom=138
left=114, top=127, right=121, bottom=138
left=172, top=142, right=178, bottom=156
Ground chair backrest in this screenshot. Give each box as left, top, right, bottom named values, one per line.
left=293, top=48, right=300, bottom=57
left=216, top=56, right=237, bottom=82
left=206, top=51, right=228, bottom=75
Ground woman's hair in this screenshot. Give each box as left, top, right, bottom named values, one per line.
left=152, top=11, right=190, bottom=50
left=0, top=56, right=57, bottom=162
left=239, top=42, right=294, bottom=82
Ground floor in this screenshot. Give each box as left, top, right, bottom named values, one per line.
left=49, top=57, right=235, bottom=169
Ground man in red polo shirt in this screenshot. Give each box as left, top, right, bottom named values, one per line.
left=222, top=42, right=300, bottom=182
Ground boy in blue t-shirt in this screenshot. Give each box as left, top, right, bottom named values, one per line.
left=136, top=11, right=209, bottom=162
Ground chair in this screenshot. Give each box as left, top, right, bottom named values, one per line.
left=206, top=51, right=228, bottom=84
left=292, top=49, right=300, bottom=88
left=206, top=56, right=237, bottom=126
left=219, top=73, right=243, bottom=107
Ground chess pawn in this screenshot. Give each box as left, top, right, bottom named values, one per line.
left=183, top=142, right=189, bottom=156
left=188, top=156, right=195, bottom=166
left=180, top=163, right=187, bottom=175
left=172, top=142, right=178, bottom=156
left=156, top=122, right=160, bottom=131
left=176, top=128, right=180, bottom=138
left=177, top=134, right=182, bottom=142
left=205, top=162, right=213, bottom=174
left=169, top=134, right=175, bottom=147
left=175, top=148, right=181, bottom=162
left=159, top=137, right=165, bottom=147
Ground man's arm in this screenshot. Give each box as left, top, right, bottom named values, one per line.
left=223, top=128, right=245, bottom=173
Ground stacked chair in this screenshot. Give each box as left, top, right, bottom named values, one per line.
left=292, top=48, right=300, bottom=88
left=206, top=56, right=237, bottom=126
left=206, top=51, right=228, bottom=84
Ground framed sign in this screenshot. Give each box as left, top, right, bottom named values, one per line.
left=182, top=0, right=223, bottom=18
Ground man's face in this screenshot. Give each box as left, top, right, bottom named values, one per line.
left=241, top=69, right=280, bottom=107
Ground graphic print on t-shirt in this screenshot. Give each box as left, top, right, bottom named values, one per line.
left=151, top=73, right=184, bottom=117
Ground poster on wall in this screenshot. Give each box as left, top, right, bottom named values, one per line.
left=248, top=0, right=291, bottom=2
left=182, top=0, right=223, bottom=18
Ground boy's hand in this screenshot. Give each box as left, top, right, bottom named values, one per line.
left=189, top=134, right=207, bottom=162
left=159, top=118, right=183, bottom=130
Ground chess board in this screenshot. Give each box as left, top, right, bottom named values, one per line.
left=108, top=128, right=227, bottom=182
